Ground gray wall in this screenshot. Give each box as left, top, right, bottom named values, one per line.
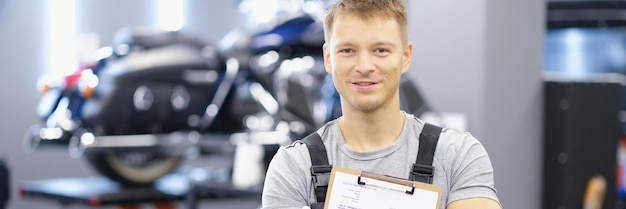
left=0, top=1, right=544, bottom=209
left=0, top=1, right=97, bottom=209
left=485, top=1, right=544, bottom=208
left=76, top=1, right=243, bottom=47
left=409, top=1, right=545, bottom=209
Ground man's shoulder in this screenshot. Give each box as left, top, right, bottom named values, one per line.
left=284, top=139, right=308, bottom=149
left=279, top=125, right=330, bottom=155
left=433, top=126, right=490, bottom=166
left=439, top=127, right=481, bottom=146
left=270, top=140, right=313, bottom=170
left=407, top=114, right=485, bottom=154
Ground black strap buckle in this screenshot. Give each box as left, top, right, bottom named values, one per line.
left=310, top=165, right=332, bottom=203
left=410, top=164, right=434, bottom=183
left=310, top=165, right=332, bottom=188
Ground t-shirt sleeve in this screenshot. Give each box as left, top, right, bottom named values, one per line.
left=444, top=131, right=500, bottom=205
left=261, top=142, right=313, bottom=209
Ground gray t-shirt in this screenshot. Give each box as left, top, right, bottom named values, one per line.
left=262, top=112, right=499, bottom=209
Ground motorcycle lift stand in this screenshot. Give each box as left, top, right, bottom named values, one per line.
left=18, top=131, right=278, bottom=208
left=18, top=171, right=261, bottom=209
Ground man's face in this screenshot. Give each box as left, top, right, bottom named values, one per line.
left=323, top=14, right=412, bottom=113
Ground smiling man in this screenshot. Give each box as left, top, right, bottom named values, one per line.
left=261, top=1, right=501, bottom=208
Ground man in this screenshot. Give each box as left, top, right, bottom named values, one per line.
left=261, top=0, right=501, bottom=208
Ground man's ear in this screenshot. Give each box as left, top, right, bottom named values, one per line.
left=323, top=43, right=332, bottom=74
left=402, top=42, right=413, bottom=74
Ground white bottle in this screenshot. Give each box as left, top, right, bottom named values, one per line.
left=232, top=140, right=265, bottom=189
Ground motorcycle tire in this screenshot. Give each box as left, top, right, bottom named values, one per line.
left=85, top=150, right=182, bottom=186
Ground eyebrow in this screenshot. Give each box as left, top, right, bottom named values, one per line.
left=333, top=41, right=398, bottom=49
left=372, top=41, right=397, bottom=48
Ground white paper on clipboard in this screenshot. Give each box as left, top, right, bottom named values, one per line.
left=324, top=166, right=442, bottom=209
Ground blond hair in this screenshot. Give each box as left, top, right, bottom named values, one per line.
left=324, top=0, right=409, bottom=46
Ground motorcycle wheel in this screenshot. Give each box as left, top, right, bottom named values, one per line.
left=85, top=150, right=182, bottom=186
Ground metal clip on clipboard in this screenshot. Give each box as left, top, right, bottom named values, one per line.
left=356, top=171, right=416, bottom=195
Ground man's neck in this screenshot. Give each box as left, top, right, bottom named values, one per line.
left=338, top=109, right=406, bottom=152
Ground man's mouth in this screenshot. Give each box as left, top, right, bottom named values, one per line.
left=353, top=82, right=376, bottom=86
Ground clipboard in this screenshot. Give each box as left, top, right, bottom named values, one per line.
left=323, top=166, right=442, bottom=209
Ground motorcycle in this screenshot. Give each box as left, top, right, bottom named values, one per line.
left=25, top=27, right=229, bottom=185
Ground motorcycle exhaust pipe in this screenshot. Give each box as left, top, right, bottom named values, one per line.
left=23, top=124, right=72, bottom=153
left=68, top=130, right=197, bottom=158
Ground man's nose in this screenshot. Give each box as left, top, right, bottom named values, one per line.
left=355, top=53, right=375, bottom=73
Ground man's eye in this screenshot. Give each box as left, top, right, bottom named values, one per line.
left=374, top=48, right=389, bottom=53
left=339, top=49, right=354, bottom=53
